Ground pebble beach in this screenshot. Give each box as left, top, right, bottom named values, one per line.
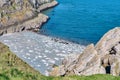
left=0, top=31, right=85, bottom=75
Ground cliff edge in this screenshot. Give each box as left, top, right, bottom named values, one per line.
left=0, top=0, right=58, bottom=35
left=50, top=27, right=120, bottom=76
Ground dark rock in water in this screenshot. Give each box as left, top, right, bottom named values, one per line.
left=50, top=27, right=120, bottom=76
left=59, top=41, right=69, bottom=44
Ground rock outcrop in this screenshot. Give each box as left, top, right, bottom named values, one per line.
left=29, top=0, right=55, bottom=9
left=50, top=27, right=120, bottom=76
left=37, top=1, right=58, bottom=12
left=0, top=0, right=58, bottom=35
left=0, top=13, right=49, bottom=35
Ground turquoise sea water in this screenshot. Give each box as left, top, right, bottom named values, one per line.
left=40, top=0, right=120, bottom=45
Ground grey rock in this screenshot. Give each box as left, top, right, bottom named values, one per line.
left=50, top=27, right=120, bottom=76
left=29, top=0, right=54, bottom=9
left=15, top=0, right=23, bottom=10
left=95, top=27, right=120, bottom=56
left=0, top=0, right=9, bottom=7
left=0, top=0, right=58, bottom=35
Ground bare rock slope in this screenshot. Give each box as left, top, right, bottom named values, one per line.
left=50, top=27, right=120, bottom=76
left=0, top=0, right=58, bottom=35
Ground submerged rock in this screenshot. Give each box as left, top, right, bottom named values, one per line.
left=50, top=27, right=120, bottom=76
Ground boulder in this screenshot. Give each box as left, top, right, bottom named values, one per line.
left=0, top=0, right=9, bottom=7
left=50, top=27, right=120, bottom=76
left=95, top=27, right=120, bottom=56
left=29, top=0, right=53, bottom=9
left=15, top=0, right=23, bottom=10
left=49, top=65, right=66, bottom=76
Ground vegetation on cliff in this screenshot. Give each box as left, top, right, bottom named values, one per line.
left=0, top=0, right=56, bottom=27
left=0, top=29, right=120, bottom=80
left=0, top=0, right=58, bottom=35
left=0, top=42, right=44, bottom=80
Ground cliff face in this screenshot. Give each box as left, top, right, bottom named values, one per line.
left=0, top=0, right=58, bottom=35
left=50, top=27, right=120, bottom=76
left=29, top=0, right=54, bottom=9
left=0, top=0, right=54, bottom=18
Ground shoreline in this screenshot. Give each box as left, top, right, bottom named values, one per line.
left=38, top=1, right=59, bottom=12
left=38, top=32, right=89, bottom=45
left=0, top=0, right=120, bottom=78
left=0, top=0, right=58, bottom=35
left=0, top=31, right=85, bottom=75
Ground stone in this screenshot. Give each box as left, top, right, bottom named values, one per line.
left=0, top=31, right=85, bottom=75
left=37, top=1, right=58, bottom=12
left=49, top=65, right=66, bottom=76
left=15, top=0, right=23, bottom=4
left=0, top=0, right=58, bottom=35
left=50, top=27, right=120, bottom=76
left=73, top=44, right=105, bottom=75
left=111, top=60, right=120, bottom=76
left=0, top=0, right=9, bottom=7
left=29, top=0, right=38, bottom=9
left=95, top=27, right=120, bottom=57
left=15, top=0, right=23, bottom=10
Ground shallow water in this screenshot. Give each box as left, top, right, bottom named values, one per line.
left=0, top=31, right=85, bottom=75
left=40, top=0, right=120, bottom=45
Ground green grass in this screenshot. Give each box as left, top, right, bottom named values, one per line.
left=0, top=71, right=120, bottom=80
left=37, top=74, right=120, bottom=80
left=0, top=42, right=42, bottom=80
left=0, top=42, right=120, bottom=80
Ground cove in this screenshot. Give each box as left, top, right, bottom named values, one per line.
left=40, top=0, right=120, bottom=45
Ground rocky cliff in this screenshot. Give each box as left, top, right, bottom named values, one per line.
left=0, top=0, right=58, bottom=35
left=50, top=27, right=120, bottom=76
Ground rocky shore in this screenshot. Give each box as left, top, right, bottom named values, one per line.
left=50, top=27, right=120, bottom=76
left=38, top=1, right=58, bottom=12
left=0, top=0, right=120, bottom=78
left=1, top=27, right=119, bottom=77
left=0, top=0, right=58, bottom=35
left=0, top=31, right=85, bottom=75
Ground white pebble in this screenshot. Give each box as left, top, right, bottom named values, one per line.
left=29, top=50, right=33, bottom=52
left=54, top=58, right=59, bottom=61
left=37, top=65, right=41, bottom=67
left=49, top=59, right=55, bottom=64
left=26, top=53, right=30, bottom=56
left=45, top=50, right=49, bottom=53
left=27, top=57, right=31, bottom=59
left=38, top=55, right=42, bottom=58
left=42, top=60, right=46, bottom=63
left=35, top=56, right=38, bottom=59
